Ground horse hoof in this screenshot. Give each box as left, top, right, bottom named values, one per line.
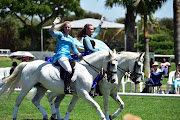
left=109, top=115, right=113, bottom=120
left=51, top=115, right=56, bottom=120
left=43, top=118, right=48, bottom=120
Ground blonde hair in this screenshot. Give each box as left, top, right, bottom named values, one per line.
left=55, top=21, right=71, bottom=33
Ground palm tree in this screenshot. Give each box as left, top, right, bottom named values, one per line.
left=105, top=0, right=167, bottom=77
left=136, top=0, right=167, bottom=77
left=148, top=14, right=159, bottom=34
left=105, top=0, right=140, bottom=52
left=174, top=0, right=180, bottom=65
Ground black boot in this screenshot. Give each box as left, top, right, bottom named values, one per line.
left=64, top=71, right=74, bottom=94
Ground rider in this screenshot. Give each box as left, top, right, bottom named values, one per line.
left=49, top=17, right=82, bottom=94
left=77, top=16, right=105, bottom=97
left=77, top=16, right=105, bottom=53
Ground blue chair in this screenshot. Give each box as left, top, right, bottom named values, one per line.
left=146, top=72, right=163, bottom=93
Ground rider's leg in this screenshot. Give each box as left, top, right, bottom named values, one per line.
left=58, top=57, right=73, bottom=94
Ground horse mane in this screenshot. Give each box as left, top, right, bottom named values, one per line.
left=117, top=51, right=140, bottom=59
left=82, top=50, right=110, bottom=61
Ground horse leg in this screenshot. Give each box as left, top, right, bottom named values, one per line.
left=78, top=91, right=106, bottom=120
left=32, top=86, right=48, bottom=120
left=54, top=95, right=66, bottom=120
left=46, top=92, right=65, bottom=120
left=109, top=92, right=124, bottom=119
left=13, top=87, right=33, bottom=120
left=64, top=95, right=79, bottom=120
left=46, top=92, right=59, bottom=120
left=103, top=92, right=111, bottom=120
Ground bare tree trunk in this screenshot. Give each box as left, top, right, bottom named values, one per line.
left=174, top=0, right=180, bottom=65
left=143, top=15, right=150, bottom=78
left=29, top=26, right=37, bottom=51
left=125, top=7, right=136, bottom=52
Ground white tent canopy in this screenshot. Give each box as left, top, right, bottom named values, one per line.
left=41, top=18, right=138, bottom=51
left=42, top=18, right=124, bottom=29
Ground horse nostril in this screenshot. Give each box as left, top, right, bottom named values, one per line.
left=111, top=79, right=115, bottom=83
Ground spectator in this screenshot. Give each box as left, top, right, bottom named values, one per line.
left=9, top=62, right=21, bottom=88
left=171, top=62, right=180, bottom=94
left=160, top=58, right=171, bottom=78
left=10, top=62, right=17, bottom=75
left=142, top=61, right=162, bottom=93
left=150, top=58, right=154, bottom=69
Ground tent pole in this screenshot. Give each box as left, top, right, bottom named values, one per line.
left=41, top=29, right=43, bottom=51
left=124, top=33, right=127, bottom=51
left=137, top=26, right=139, bottom=52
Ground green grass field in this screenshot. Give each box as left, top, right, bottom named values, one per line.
left=0, top=93, right=180, bottom=120
left=0, top=57, right=179, bottom=120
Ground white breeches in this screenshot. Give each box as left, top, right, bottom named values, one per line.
left=58, top=57, right=72, bottom=74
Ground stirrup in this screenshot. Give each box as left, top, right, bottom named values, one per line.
left=89, top=91, right=98, bottom=98
left=64, top=87, right=74, bottom=94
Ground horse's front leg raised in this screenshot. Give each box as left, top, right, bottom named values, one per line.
left=64, top=95, right=79, bottom=120
left=78, top=90, right=106, bottom=120
left=109, top=92, right=124, bottom=119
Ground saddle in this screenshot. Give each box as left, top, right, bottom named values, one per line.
left=54, top=59, right=76, bottom=80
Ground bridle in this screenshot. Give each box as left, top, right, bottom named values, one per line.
left=82, top=58, right=118, bottom=83
left=117, top=59, right=143, bottom=83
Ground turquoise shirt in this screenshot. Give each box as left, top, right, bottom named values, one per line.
left=83, top=25, right=101, bottom=53
left=49, top=30, right=79, bottom=63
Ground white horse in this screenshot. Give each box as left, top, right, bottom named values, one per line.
left=0, top=50, right=118, bottom=120
left=46, top=52, right=144, bottom=120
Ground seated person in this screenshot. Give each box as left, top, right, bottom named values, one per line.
left=142, top=61, right=162, bottom=93
left=160, top=58, right=171, bottom=78
left=171, top=62, right=180, bottom=94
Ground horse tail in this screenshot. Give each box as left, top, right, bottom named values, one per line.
left=0, top=62, right=28, bottom=99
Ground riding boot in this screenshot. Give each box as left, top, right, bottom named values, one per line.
left=64, top=71, right=74, bottom=94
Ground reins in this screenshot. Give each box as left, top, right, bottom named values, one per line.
left=81, top=58, right=117, bottom=81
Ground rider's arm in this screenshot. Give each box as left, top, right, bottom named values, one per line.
left=84, top=37, right=98, bottom=53
left=71, top=38, right=79, bottom=55
left=91, top=24, right=101, bottom=38
left=91, top=16, right=104, bottom=38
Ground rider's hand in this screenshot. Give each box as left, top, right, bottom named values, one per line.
left=53, top=17, right=61, bottom=25
left=100, top=16, right=105, bottom=25
left=77, top=53, right=83, bottom=59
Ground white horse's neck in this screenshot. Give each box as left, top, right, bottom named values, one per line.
left=79, top=50, right=109, bottom=79
left=117, top=52, right=140, bottom=84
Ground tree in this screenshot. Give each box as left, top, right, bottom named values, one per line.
left=174, top=0, right=180, bottom=65
left=136, top=0, right=167, bottom=77
left=105, top=0, right=141, bottom=52
left=0, top=0, right=84, bottom=50
left=148, top=14, right=160, bottom=34
left=159, top=18, right=174, bottom=31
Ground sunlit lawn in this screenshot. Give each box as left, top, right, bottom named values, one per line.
left=0, top=93, right=180, bottom=120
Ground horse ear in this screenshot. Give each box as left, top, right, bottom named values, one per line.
left=138, top=52, right=145, bottom=61
left=113, top=49, right=116, bottom=54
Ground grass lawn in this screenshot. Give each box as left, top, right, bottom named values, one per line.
left=0, top=93, right=180, bottom=120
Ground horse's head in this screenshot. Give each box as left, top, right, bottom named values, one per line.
left=103, top=49, right=118, bottom=83
left=130, top=52, right=144, bottom=84
left=117, top=52, right=144, bottom=84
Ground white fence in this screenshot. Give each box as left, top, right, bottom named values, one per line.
left=0, top=67, right=11, bottom=79
left=0, top=49, right=10, bottom=56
